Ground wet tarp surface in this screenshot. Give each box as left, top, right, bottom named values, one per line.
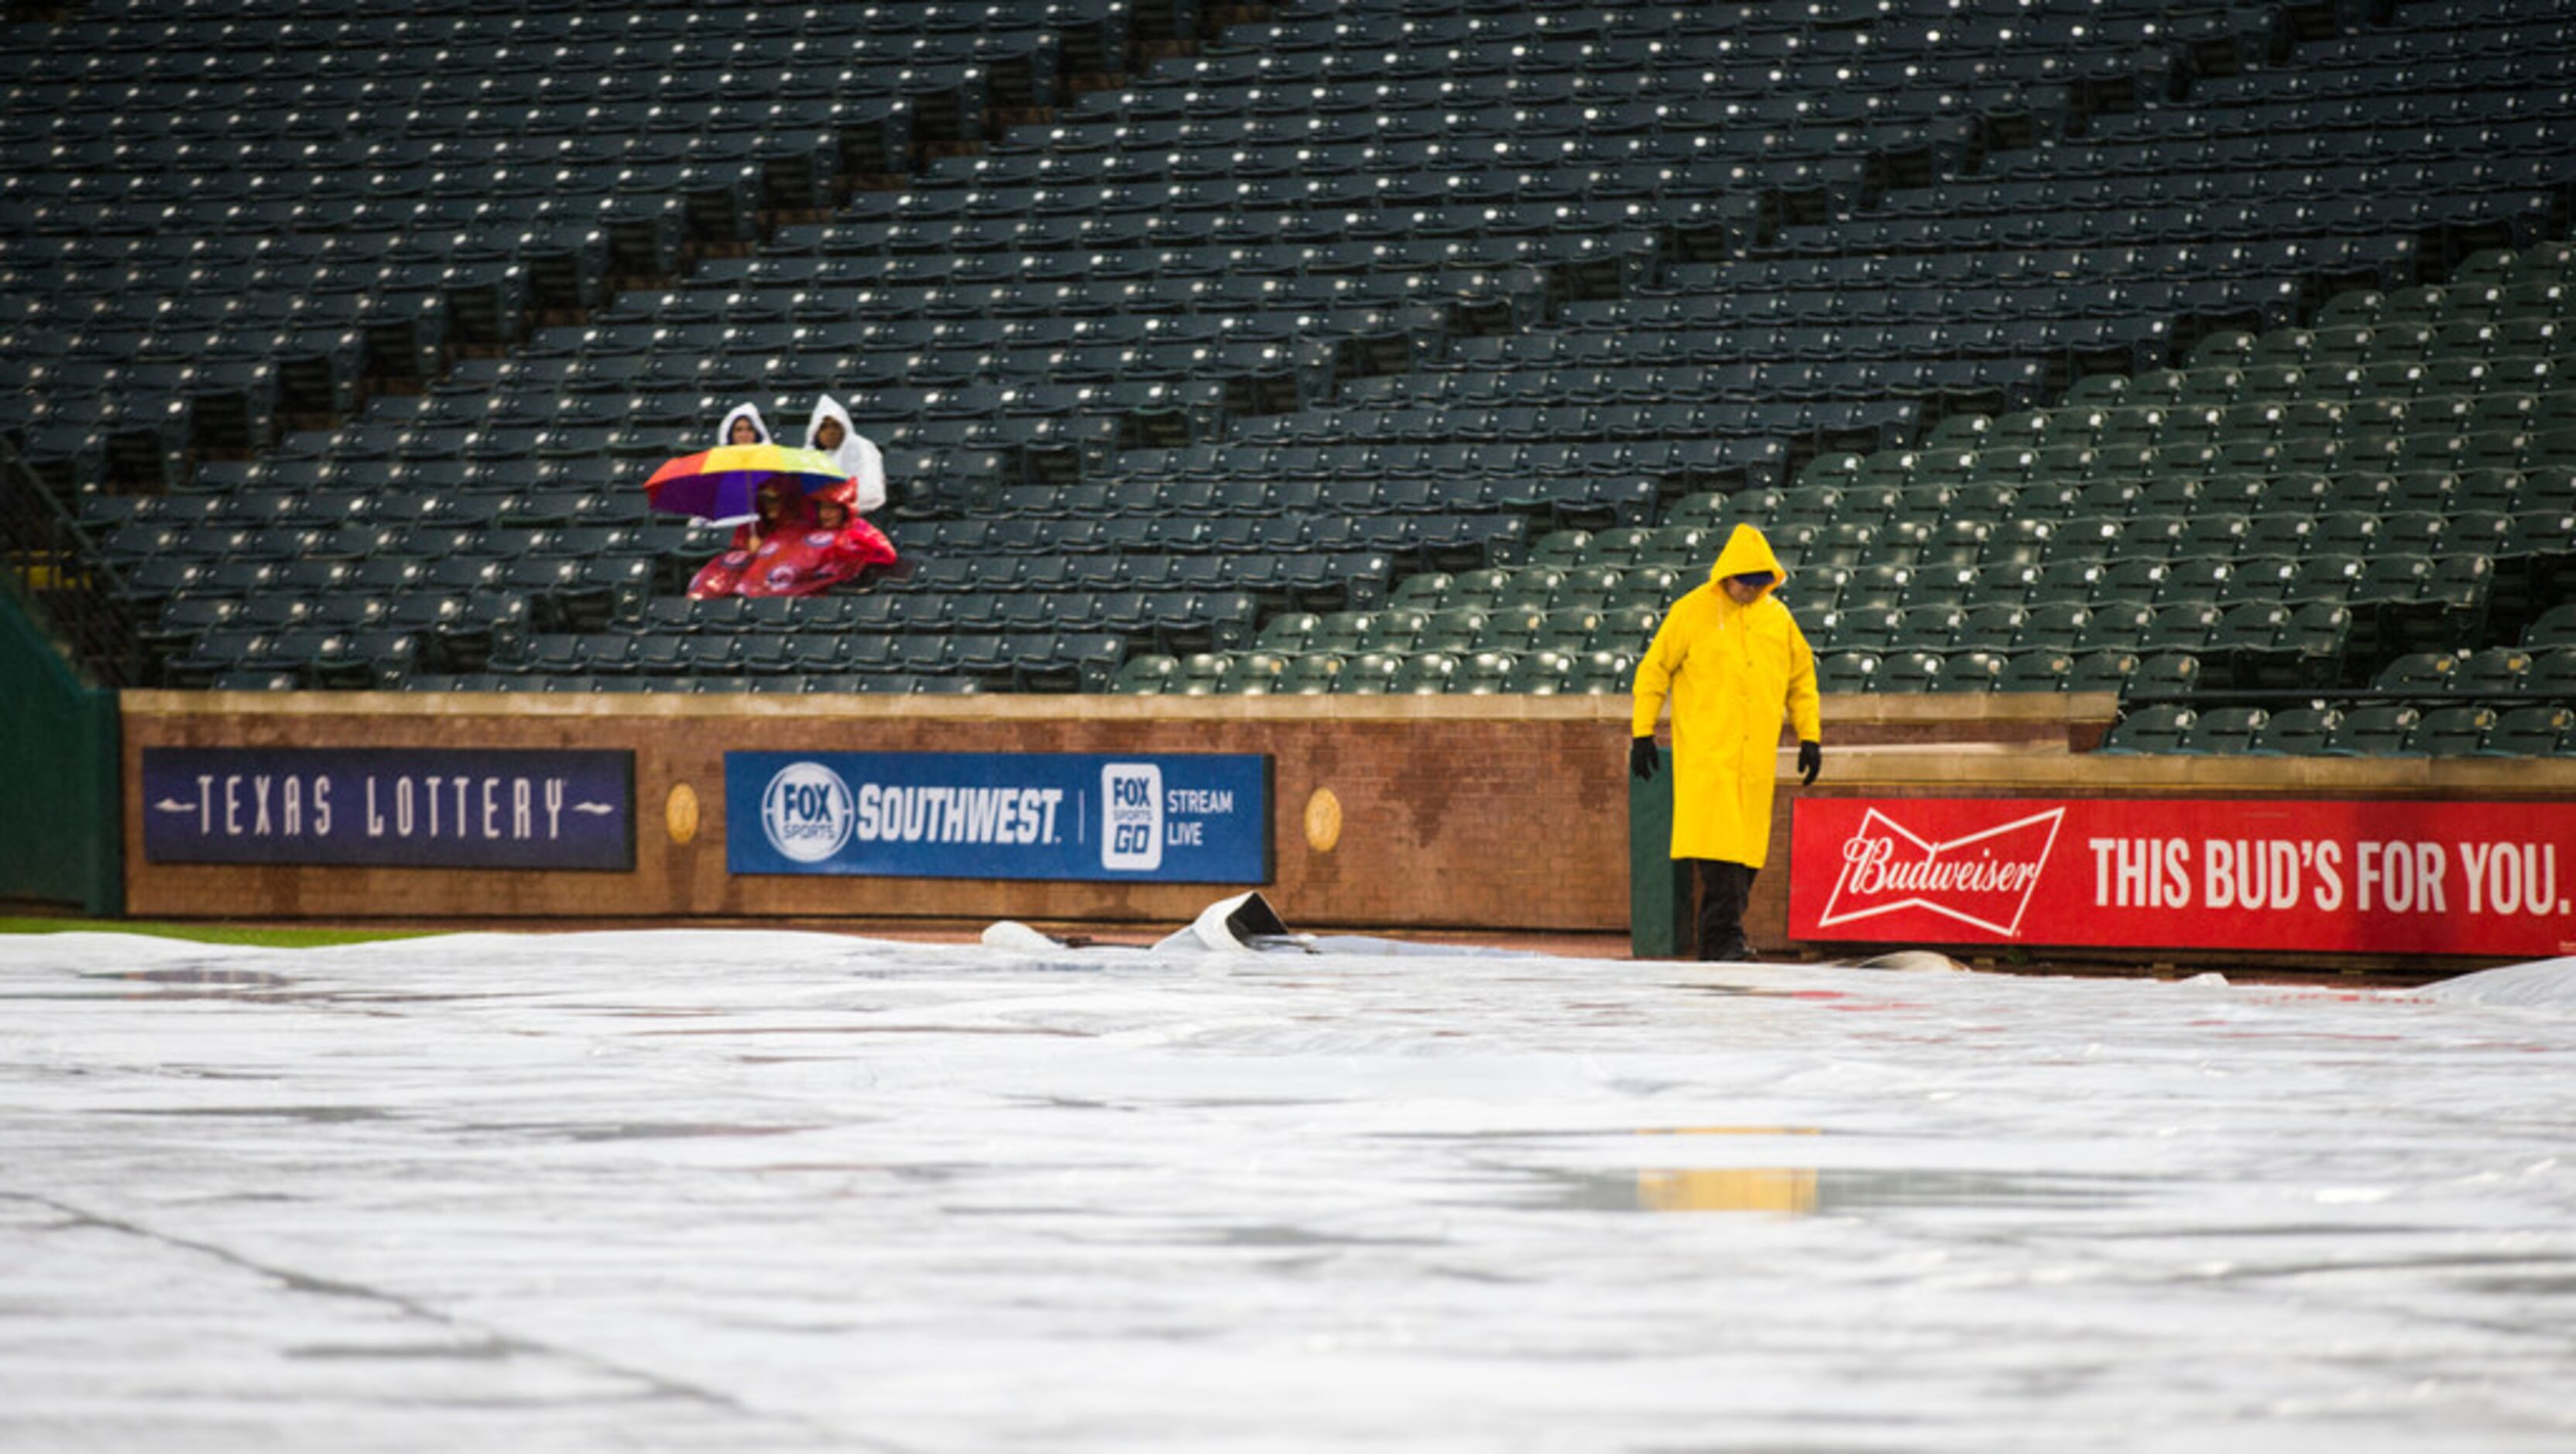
left=5, top=931, right=2574, bottom=1451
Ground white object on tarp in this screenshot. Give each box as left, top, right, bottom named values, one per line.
left=2415, top=954, right=2576, bottom=1010
left=1151, top=890, right=1315, bottom=955
left=978, top=920, right=1065, bottom=955
left=981, top=893, right=1321, bottom=957
left=1852, top=949, right=1971, bottom=972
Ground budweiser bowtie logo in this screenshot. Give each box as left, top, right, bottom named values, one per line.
left=1816, top=805, right=2067, bottom=938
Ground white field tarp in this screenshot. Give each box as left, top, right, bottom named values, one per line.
left=5, top=930, right=2574, bottom=1452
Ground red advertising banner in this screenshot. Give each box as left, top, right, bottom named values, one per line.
left=1789, top=797, right=2576, bottom=958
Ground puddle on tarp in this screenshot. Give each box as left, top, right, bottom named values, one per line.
left=1580, top=1168, right=2148, bottom=1216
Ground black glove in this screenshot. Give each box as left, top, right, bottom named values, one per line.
left=1798, top=740, right=1822, bottom=787
left=1629, top=737, right=1660, bottom=781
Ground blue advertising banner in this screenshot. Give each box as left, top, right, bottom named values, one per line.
left=142, top=748, right=634, bottom=870
left=725, top=750, right=1272, bottom=883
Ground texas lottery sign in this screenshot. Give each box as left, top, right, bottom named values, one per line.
left=1791, top=797, right=2576, bottom=958
left=725, top=750, right=1271, bottom=883
left=140, top=747, right=634, bottom=870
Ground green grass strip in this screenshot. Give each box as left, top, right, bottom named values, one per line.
left=0, top=917, right=434, bottom=948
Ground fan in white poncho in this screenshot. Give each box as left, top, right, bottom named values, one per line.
left=715, top=401, right=772, bottom=448
left=803, top=394, right=886, bottom=515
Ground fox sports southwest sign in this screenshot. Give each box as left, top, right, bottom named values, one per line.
left=725, top=750, right=1272, bottom=883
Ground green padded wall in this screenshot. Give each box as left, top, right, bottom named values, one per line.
left=1626, top=745, right=1689, bottom=958
left=0, top=588, right=122, bottom=914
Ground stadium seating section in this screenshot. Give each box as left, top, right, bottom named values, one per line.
left=7, top=0, right=2576, bottom=753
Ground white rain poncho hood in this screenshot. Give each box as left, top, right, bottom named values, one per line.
left=715, top=401, right=772, bottom=447
left=804, top=394, right=886, bottom=515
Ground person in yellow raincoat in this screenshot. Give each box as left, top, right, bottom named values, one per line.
left=1629, top=523, right=1823, bottom=961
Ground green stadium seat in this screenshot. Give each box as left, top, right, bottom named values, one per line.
left=2486, top=706, right=2575, bottom=756
left=1492, top=568, right=1562, bottom=610
left=1340, top=651, right=1404, bottom=694
left=1112, top=654, right=1178, bottom=694
left=1586, top=526, right=1658, bottom=564
left=2218, top=554, right=2301, bottom=606
left=1454, top=650, right=1517, bottom=695
left=1981, top=518, right=2054, bottom=568
left=1507, top=650, right=1576, bottom=694
left=1894, top=605, right=1963, bottom=651
left=1566, top=651, right=1633, bottom=694
left=1878, top=650, right=1944, bottom=692
left=2526, top=649, right=2576, bottom=698
left=1364, top=609, right=1430, bottom=653
left=2140, top=604, right=2222, bottom=654
left=1389, top=652, right=1456, bottom=694
left=2250, top=708, right=2344, bottom=756
left=1818, top=652, right=1881, bottom=694
left=1640, top=525, right=1712, bottom=570
left=1555, top=565, right=1625, bottom=608
left=1278, top=653, right=1343, bottom=694
left=1445, top=569, right=1514, bottom=609
left=2523, top=604, right=2576, bottom=651
left=1594, top=604, right=1660, bottom=653
left=2324, top=706, right=2425, bottom=757
left=2092, top=560, right=2170, bottom=605
left=1312, top=610, right=1375, bottom=656
left=2060, top=650, right=2138, bottom=694
left=2075, top=603, right=2153, bottom=653
left=2373, top=652, right=2458, bottom=696
left=1953, top=605, right=2027, bottom=653
left=2411, top=706, right=2498, bottom=756
left=2099, top=705, right=2195, bottom=754
left=2023, top=560, right=2101, bottom=609
left=2183, top=706, right=2269, bottom=755
left=2206, top=603, right=2291, bottom=682
left=1817, top=608, right=1900, bottom=653
left=1996, top=650, right=2076, bottom=693
left=2271, top=602, right=2351, bottom=688
left=1255, top=612, right=1323, bottom=653
left=1540, top=606, right=1605, bottom=653
left=2454, top=647, right=2533, bottom=697
left=1414, top=606, right=1490, bottom=654
left=1936, top=650, right=2008, bottom=693
left=2286, top=554, right=2366, bottom=605
left=1226, top=650, right=1288, bottom=696
left=1387, top=573, right=1453, bottom=610
left=1827, top=565, right=1909, bottom=612
left=2129, top=653, right=2202, bottom=698
left=1172, top=653, right=1235, bottom=695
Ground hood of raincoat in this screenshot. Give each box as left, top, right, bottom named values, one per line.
left=805, top=393, right=888, bottom=515
left=804, top=394, right=866, bottom=475
left=716, top=401, right=771, bottom=448
left=1706, top=523, right=1789, bottom=601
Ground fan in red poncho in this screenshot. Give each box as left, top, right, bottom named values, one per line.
left=686, top=398, right=902, bottom=599
left=686, top=403, right=815, bottom=600
left=733, top=480, right=898, bottom=597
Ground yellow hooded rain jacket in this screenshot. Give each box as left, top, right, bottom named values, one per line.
left=1629, top=523, right=1823, bottom=867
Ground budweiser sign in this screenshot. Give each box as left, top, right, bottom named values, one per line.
left=1789, top=797, right=2576, bottom=958
left=1815, top=805, right=2065, bottom=938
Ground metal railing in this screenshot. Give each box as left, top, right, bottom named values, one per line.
left=0, top=441, right=148, bottom=689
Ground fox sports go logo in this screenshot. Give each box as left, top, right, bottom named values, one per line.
left=760, top=761, right=854, bottom=863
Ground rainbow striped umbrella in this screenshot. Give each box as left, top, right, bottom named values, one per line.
left=642, top=444, right=846, bottom=523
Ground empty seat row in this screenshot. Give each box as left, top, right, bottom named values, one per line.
left=2102, top=702, right=2576, bottom=756
left=1111, top=646, right=1636, bottom=696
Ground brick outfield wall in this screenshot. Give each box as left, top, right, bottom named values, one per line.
left=115, top=691, right=2115, bottom=931
left=116, top=692, right=1628, bottom=928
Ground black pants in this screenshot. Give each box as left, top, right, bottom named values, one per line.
left=1690, top=859, right=1759, bottom=962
